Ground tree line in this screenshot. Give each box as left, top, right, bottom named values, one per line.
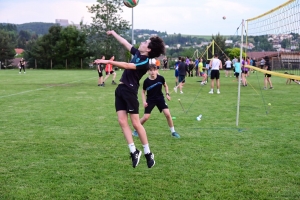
left=1, top=0, right=298, bottom=69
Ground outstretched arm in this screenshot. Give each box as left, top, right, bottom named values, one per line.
left=94, top=59, right=136, bottom=70
left=107, top=30, right=132, bottom=51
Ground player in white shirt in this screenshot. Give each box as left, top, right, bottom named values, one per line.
left=208, top=53, right=222, bottom=94
left=224, top=58, right=232, bottom=77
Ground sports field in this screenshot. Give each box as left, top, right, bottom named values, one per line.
left=0, top=69, right=299, bottom=199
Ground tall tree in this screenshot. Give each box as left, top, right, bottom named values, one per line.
left=83, top=0, right=130, bottom=60
left=0, top=30, right=16, bottom=67
left=211, top=33, right=226, bottom=58
left=25, top=25, right=91, bottom=69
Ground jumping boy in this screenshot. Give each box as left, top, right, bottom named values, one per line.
left=132, top=64, right=180, bottom=139
left=94, top=30, right=165, bottom=168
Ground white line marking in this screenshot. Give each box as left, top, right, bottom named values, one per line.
left=0, top=77, right=96, bottom=99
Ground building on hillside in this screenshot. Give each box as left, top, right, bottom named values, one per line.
left=56, top=19, right=69, bottom=26
left=225, top=40, right=233, bottom=46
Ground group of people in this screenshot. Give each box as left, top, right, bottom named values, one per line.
left=96, top=56, right=117, bottom=86
left=173, top=54, right=222, bottom=94
left=171, top=54, right=278, bottom=94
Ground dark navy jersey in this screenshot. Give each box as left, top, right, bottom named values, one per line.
left=119, top=47, right=149, bottom=92
left=143, top=75, right=165, bottom=101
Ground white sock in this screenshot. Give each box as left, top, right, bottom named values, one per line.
left=170, top=126, right=175, bottom=133
left=128, top=143, right=136, bottom=153
left=143, top=144, right=150, bottom=154
left=210, top=88, right=213, bottom=92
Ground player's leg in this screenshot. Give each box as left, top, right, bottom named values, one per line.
left=268, top=76, right=273, bottom=88
left=103, top=71, right=110, bottom=84
left=162, top=108, right=180, bottom=138
left=209, top=71, right=215, bottom=93
left=112, top=71, right=117, bottom=84
left=264, top=75, right=268, bottom=89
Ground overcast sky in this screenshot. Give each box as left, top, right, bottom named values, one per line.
left=0, top=0, right=287, bottom=35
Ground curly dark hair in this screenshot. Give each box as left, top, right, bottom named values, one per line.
left=148, top=36, right=165, bottom=58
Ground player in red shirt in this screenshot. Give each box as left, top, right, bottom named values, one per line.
left=103, top=56, right=117, bottom=86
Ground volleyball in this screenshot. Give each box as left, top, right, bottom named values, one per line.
left=123, top=0, right=139, bottom=8
left=223, top=16, right=226, bottom=20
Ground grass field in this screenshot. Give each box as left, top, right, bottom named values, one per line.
left=0, top=69, right=299, bottom=199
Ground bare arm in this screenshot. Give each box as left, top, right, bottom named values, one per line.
left=219, top=60, right=222, bottom=69
left=95, top=59, right=136, bottom=70
left=141, top=90, right=148, bottom=107
left=107, top=30, right=132, bottom=51
left=164, top=82, right=171, bottom=101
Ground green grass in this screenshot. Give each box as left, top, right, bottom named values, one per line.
left=0, top=69, right=299, bottom=199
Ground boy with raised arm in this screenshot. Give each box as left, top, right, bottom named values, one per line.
left=95, top=30, right=165, bottom=168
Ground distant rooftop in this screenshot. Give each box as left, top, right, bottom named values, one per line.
left=55, top=19, right=69, bottom=26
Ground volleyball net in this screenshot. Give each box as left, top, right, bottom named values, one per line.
left=245, top=0, right=300, bottom=79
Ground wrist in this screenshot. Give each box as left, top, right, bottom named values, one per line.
left=166, top=93, right=170, bottom=96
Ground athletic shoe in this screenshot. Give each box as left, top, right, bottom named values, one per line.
left=217, top=90, right=220, bottom=94
left=145, top=152, right=155, bottom=168
left=98, top=84, right=101, bottom=86
left=102, top=82, right=105, bottom=87
left=269, top=87, right=273, bottom=89
left=180, top=91, right=183, bottom=94
left=173, top=87, right=177, bottom=93
left=24, top=72, right=26, bottom=74
left=263, top=87, right=267, bottom=90
left=208, top=90, right=213, bottom=94
left=19, top=72, right=21, bottom=74
left=112, top=81, right=117, bottom=85
left=130, top=149, right=142, bottom=168
left=172, top=132, right=180, bottom=138
left=132, top=130, right=139, bottom=137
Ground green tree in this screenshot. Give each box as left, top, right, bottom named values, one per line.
left=281, top=38, right=290, bottom=49
left=0, top=30, right=16, bottom=67
left=83, top=0, right=130, bottom=60
left=25, top=25, right=91, bottom=69
left=211, top=33, right=226, bottom=57
left=225, top=48, right=245, bottom=59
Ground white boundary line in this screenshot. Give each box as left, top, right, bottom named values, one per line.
left=0, top=77, right=96, bottom=99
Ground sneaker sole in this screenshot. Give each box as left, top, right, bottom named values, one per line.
left=134, top=150, right=142, bottom=168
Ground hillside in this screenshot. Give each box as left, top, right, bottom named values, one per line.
left=16, top=22, right=56, bottom=35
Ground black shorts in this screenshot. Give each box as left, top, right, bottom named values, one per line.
left=242, top=70, right=248, bottom=74
left=106, top=71, right=114, bottom=75
left=235, top=72, right=240, bottom=78
left=115, top=84, right=139, bottom=114
left=178, top=75, right=185, bottom=83
left=210, top=70, right=220, bottom=79
left=265, top=74, right=271, bottom=78
left=98, top=71, right=103, bottom=77
left=145, top=99, right=168, bottom=114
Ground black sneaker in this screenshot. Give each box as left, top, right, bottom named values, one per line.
left=130, top=149, right=142, bottom=168
left=145, top=152, right=155, bottom=168
left=112, top=81, right=117, bottom=85
left=102, top=82, right=105, bottom=87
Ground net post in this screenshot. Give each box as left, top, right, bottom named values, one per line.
left=236, top=19, right=244, bottom=127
